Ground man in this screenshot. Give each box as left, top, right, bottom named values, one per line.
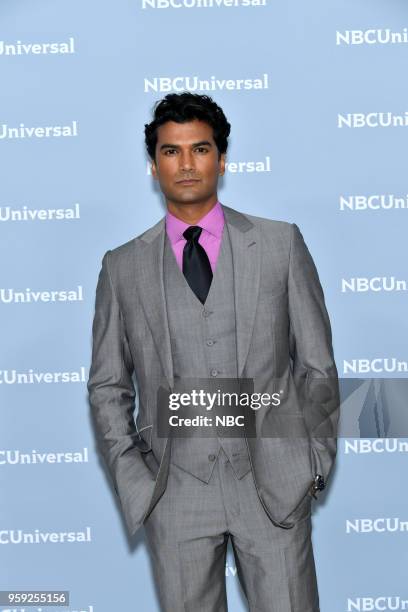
left=87, top=92, right=339, bottom=612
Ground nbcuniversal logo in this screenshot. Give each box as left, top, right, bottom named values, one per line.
left=143, top=74, right=269, bottom=93
left=343, top=359, right=408, bottom=374
left=346, top=518, right=408, bottom=534
left=346, top=597, right=408, bottom=611
left=142, top=0, right=266, bottom=8
left=341, top=277, right=407, bottom=293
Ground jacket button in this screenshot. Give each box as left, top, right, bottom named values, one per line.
left=208, top=454, right=216, bottom=462
left=206, top=339, right=214, bottom=346
left=210, top=369, right=218, bottom=377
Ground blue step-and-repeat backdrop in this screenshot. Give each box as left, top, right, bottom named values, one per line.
left=1, top=1, right=408, bottom=611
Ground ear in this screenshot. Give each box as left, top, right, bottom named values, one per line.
left=151, top=158, right=158, bottom=179
left=219, top=152, right=226, bottom=176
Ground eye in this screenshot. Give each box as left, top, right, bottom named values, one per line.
left=195, top=147, right=208, bottom=153
left=164, top=149, right=177, bottom=155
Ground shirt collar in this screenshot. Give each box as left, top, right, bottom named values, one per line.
left=165, top=200, right=224, bottom=244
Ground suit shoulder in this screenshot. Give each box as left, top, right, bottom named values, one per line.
left=104, top=214, right=163, bottom=261
left=97, top=237, right=138, bottom=284
left=107, top=236, right=137, bottom=260
left=242, top=211, right=293, bottom=241
left=247, top=212, right=291, bottom=230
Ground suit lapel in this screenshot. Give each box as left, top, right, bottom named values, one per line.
left=134, top=217, right=174, bottom=388
left=222, top=205, right=261, bottom=377
left=134, top=204, right=261, bottom=387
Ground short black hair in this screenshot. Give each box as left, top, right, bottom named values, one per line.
left=144, top=92, right=231, bottom=161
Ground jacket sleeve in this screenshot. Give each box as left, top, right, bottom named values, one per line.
left=288, top=223, right=340, bottom=485
left=87, top=250, right=155, bottom=536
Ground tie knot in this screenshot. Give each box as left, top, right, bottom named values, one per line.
left=183, top=225, right=202, bottom=242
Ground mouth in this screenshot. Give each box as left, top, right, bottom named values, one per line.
left=176, top=179, right=200, bottom=185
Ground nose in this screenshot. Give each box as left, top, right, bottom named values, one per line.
left=179, top=150, right=194, bottom=171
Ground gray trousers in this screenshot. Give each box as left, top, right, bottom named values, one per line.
left=143, top=447, right=320, bottom=612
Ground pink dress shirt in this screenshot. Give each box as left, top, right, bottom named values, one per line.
left=165, top=200, right=225, bottom=273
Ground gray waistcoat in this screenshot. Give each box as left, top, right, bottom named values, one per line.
left=163, top=224, right=251, bottom=483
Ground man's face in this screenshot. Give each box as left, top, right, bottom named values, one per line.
left=151, top=119, right=225, bottom=208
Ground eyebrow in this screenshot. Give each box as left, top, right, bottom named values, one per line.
left=159, top=140, right=213, bottom=151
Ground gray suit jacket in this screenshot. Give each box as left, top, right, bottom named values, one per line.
left=87, top=204, right=339, bottom=537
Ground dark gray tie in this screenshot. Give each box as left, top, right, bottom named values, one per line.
left=182, top=226, right=213, bottom=304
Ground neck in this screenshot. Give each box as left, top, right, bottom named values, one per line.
left=166, top=198, right=218, bottom=224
